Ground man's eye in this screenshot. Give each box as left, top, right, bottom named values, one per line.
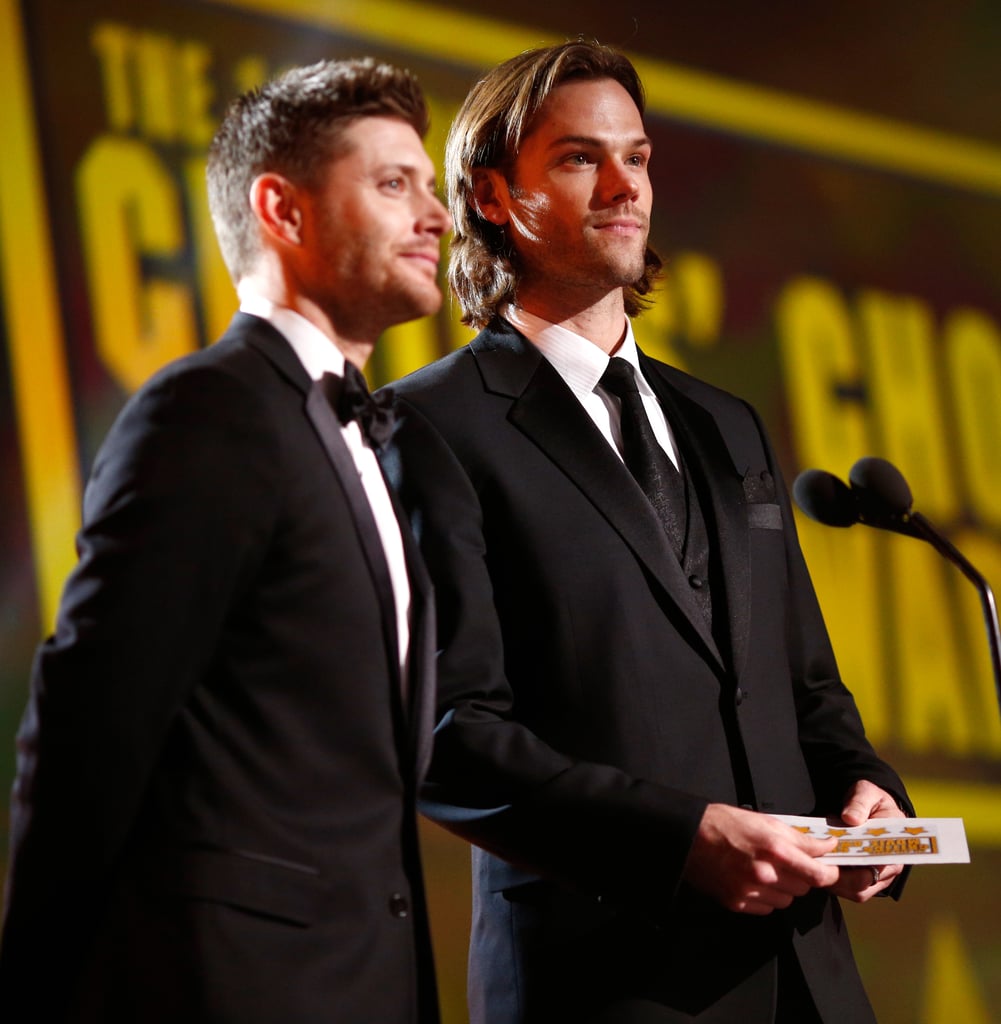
left=564, top=154, right=589, bottom=166
left=382, top=178, right=404, bottom=191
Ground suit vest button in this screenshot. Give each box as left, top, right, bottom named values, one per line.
left=735, top=687, right=745, bottom=705
left=688, top=574, right=704, bottom=589
left=389, top=893, right=410, bottom=918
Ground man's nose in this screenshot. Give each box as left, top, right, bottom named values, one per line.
left=601, top=162, right=641, bottom=205
left=421, top=191, right=452, bottom=235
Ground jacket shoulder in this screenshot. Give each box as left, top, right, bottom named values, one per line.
left=391, top=344, right=477, bottom=400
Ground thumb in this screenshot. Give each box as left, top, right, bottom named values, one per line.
left=841, top=790, right=876, bottom=827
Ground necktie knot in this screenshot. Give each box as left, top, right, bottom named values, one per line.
left=320, top=364, right=395, bottom=449
left=599, top=356, right=641, bottom=398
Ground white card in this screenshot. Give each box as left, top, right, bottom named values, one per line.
left=770, top=815, right=970, bottom=864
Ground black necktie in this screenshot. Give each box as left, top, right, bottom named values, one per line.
left=319, top=363, right=395, bottom=449
left=599, top=356, right=687, bottom=557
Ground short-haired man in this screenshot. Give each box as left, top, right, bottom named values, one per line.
left=0, top=58, right=449, bottom=1022
left=387, top=41, right=910, bottom=1023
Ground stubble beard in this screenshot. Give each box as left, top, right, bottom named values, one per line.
left=578, top=229, right=649, bottom=294
left=513, top=215, right=650, bottom=309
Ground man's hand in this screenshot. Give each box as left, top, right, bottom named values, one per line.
left=682, top=804, right=840, bottom=915
left=829, top=779, right=906, bottom=903
left=839, top=778, right=905, bottom=826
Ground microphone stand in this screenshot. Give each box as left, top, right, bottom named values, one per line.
left=906, top=511, right=1001, bottom=724
left=851, top=500, right=1001, bottom=725
left=797, top=459, right=1001, bottom=724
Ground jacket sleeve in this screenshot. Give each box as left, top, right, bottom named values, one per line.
left=753, top=401, right=913, bottom=819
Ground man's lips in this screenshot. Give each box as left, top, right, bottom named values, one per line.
left=401, top=249, right=441, bottom=270
left=591, top=217, right=646, bottom=233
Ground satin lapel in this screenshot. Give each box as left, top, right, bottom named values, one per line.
left=238, top=313, right=419, bottom=746
left=642, top=355, right=752, bottom=679
left=304, top=384, right=402, bottom=692
left=236, top=312, right=314, bottom=394
left=378, top=450, right=437, bottom=779
left=473, top=324, right=722, bottom=669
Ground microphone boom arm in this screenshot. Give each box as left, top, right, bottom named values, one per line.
left=843, top=497, right=1001, bottom=724
left=795, top=458, right=1001, bottom=724
left=907, top=511, right=1001, bottom=723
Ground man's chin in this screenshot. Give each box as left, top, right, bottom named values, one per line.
left=413, top=287, right=444, bottom=318
left=387, top=286, right=444, bottom=326
left=587, top=244, right=648, bottom=284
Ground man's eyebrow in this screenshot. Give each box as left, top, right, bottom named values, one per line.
left=371, top=161, right=432, bottom=179
left=373, top=161, right=416, bottom=174
left=371, top=162, right=439, bottom=187
left=546, top=133, right=652, bottom=151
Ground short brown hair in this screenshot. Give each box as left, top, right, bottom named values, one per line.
left=208, top=58, right=430, bottom=282
left=445, top=41, right=662, bottom=327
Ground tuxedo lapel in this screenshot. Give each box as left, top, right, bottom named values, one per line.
left=237, top=311, right=314, bottom=393
left=379, top=457, right=437, bottom=778
left=642, top=355, right=753, bottom=679
left=304, top=385, right=402, bottom=687
left=473, top=323, right=723, bottom=669
left=238, top=311, right=422, bottom=750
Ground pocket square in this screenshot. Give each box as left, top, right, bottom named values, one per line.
left=747, top=503, right=783, bottom=530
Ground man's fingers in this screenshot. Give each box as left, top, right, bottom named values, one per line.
left=782, top=831, right=839, bottom=887
left=733, top=897, right=785, bottom=916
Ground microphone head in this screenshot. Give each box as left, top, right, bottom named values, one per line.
left=792, top=469, right=858, bottom=527
left=848, top=456, right=913, bottom=515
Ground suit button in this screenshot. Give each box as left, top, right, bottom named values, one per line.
left=688, top=574, right=704, bottom=589
left=735, top=687, right=745, bottom=705
left=389, top=893, right=409, bottom=918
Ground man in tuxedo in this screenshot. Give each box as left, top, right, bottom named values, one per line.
left=0, top=58, right=450, bottom=1022
left=385, top=41, right=911, bottom=1023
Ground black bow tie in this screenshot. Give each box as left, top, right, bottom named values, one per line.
left=319, top=363, right=395, bottom=449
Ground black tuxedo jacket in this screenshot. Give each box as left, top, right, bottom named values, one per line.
left=0, top=314, right=439, bottom=1023
left=385, top=318, right=911, bottom=1023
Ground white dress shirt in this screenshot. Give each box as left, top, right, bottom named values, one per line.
left=238, top=284, right=412, bottom=683
left=503, top=305, right=682, bottom=470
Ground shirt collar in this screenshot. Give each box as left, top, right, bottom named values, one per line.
left=502, top=304, right=650, bottom=398
left=238, top=281, right=346, bottom=381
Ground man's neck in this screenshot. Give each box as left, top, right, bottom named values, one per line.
left=513, top=287, right=627, bottom=354
left=238, top=274, right=374, bottom=371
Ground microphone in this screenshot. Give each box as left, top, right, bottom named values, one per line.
left=848, top=455, right=913, bottom=519
left=791, top=469, right=857, bottom=528
left=794, top=456, right=1001, bottom=721
left=792, top=457, right=919, bottom=537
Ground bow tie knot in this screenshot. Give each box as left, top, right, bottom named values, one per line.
left=319, top=364, right=395, bottom=449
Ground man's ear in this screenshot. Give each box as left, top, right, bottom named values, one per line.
left=249, top=173, right=304, bottom=245
left=471, top=168, right=511, bottom=226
